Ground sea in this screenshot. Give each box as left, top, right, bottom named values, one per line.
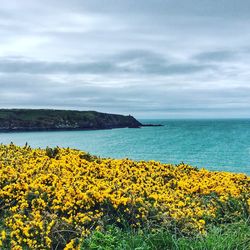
left=0, top=119, right=249, bottom=175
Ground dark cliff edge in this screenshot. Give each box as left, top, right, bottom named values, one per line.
left=0, top=109, right=153, bottom=132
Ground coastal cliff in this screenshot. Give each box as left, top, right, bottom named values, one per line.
left=0, top=109, right=143, bottom=132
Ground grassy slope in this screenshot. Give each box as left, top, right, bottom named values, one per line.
left=0, top=109, right=107, bottom=120
left=82, top=222, right=250, bottom=250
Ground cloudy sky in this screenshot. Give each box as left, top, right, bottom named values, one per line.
left=1, top=0, right=250, bottom=118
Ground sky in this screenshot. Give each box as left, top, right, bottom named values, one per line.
left=0, top=0, right=250, bottom=118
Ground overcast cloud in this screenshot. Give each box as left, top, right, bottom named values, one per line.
left=1, top=0, right=250, bottom=118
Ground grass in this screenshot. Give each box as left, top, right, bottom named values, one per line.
left=81, top=221, right=250, bottom=250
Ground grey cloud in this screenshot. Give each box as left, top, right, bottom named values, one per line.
left=1, top=71, right=250, bottom=116
left=194, top=50, right=237, bottom=62
left=52, top=0, right=250, bottom=20
left=110, top=50, right=167, bottom=63
left=0, top=59, right=115, bottom=74
left=0, top=0, right=250, bottom=118
left=0, top=51, right=213, bottom=76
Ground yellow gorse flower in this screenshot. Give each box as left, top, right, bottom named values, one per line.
left=0, top=144, right=249, bottom=249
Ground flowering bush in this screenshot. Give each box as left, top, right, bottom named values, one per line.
left=0, top=144, right=249, bottom=249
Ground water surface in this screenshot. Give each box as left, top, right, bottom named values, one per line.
left=0, top=119, right=249, bottom=175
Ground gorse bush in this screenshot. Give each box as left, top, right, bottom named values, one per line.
left=0, top=144, right=249, bottom=249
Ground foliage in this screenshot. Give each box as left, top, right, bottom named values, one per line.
left=0, top=144, right=249, bottom=249
left=81, top=222, right=250, bottom=250
left=45, top=147, right=60, bottom=159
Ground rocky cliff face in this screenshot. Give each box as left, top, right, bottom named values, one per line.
left=0, top=109, right=142, bottom=132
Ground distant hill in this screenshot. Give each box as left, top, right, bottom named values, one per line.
left=0, top=109, right=143, bottom=132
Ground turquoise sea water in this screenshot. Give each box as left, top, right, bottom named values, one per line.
left=0, top=119, right=250, bottom=175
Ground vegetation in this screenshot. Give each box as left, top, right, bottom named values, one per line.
left=0, top=144, right=249, bottom=249
left=0, top=109, right=142, bottom=131
left=81, top=222, right=250, bottom=250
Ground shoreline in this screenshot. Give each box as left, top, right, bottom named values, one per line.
left=0, top=124, right=163, bottom=133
